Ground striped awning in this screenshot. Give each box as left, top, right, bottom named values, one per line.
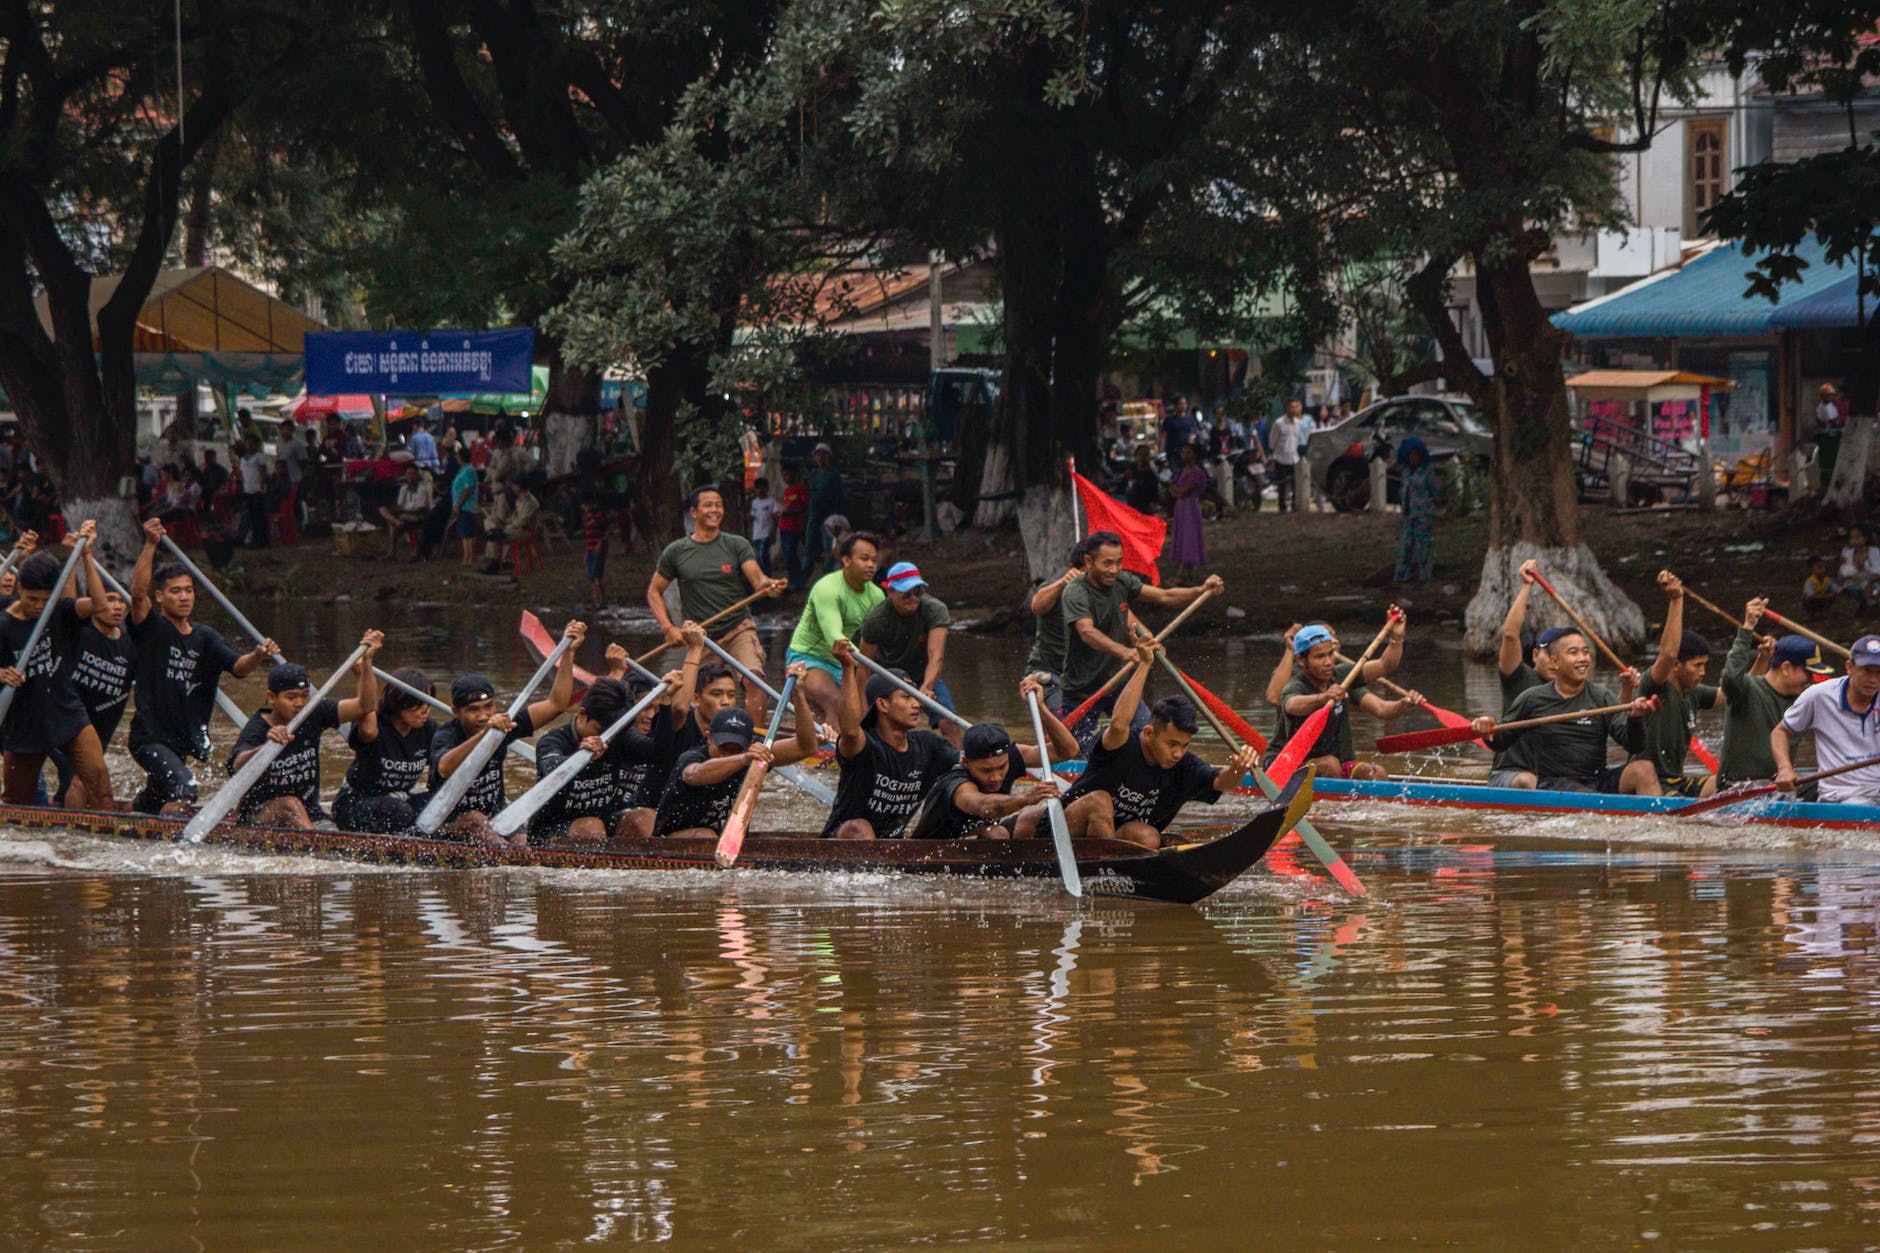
left=1552, top=237, right=1858, bottom=338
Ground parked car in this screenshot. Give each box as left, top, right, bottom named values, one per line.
left=1302, top=395, right=1492, bottom=511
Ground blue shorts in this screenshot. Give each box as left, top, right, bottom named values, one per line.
left=784, top=649, right=842, bottom=683
left=456, top=512, right=480, bottom=539
left=585, top=550, right=605, bottom=581
left=928, top=677, right=958, bottom=728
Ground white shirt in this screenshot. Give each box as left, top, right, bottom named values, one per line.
left=280, top=438, right=309, bottom=484
left=396, top=478, right=433, bottom=512
left=239, top=452, right=266, bottom=494
left=1270, top=416, right=1303, bottom=465
left=750, top=495, right=780, bottom=541
left=1839, top=545, right=1880, bottom=584
left=1779, top=674, right=1880, bottom=802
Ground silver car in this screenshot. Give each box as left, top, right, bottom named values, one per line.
left=1302, top=395, right=1493, bottom=512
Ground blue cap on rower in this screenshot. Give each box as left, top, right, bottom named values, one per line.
left=883, top=562, right=927, bottom=594
left=860, top=669, right=912, bottom=727
left=962, top=723, right=1012, bottom=761
left=710, top=707, right=755, bottom=749
left=266, top=663, right=309, bottom=693
left=1852, top=635, right=1880, bottom=667
left=1772, top=635, right=1835, bottom=676
left=1293, top=624, right=1334, bottom=655
left=451, top=674, right=495, bottom=707
left=1536, top=626, right=1575, bottom=650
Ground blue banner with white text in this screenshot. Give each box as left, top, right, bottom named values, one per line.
left=305, top=328, right=535, bottom=395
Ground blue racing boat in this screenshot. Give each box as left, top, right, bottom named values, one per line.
left=1308, top=776, right=1880, bottom=830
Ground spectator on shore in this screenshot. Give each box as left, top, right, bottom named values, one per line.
left=448, top=458, right=480, bottom=567
left=580, top=493, right=609, bottom=606
left=1206, top=409, right=1238, bottom=513
left=279, top=426, right=310, bottom=492
left=480, top=479, right=539, bottom=575
left=197, top=449, right=229, bottom=519
left=807, top=444, right=845, bottom=577
left=486, top=424, right=525, bottom=487
left=779, top=464, right=810, bottom=591
left=1163, top=395, right=1196, bottom=456
left=236, top=438, right=268, bottom=548
left=749, top=476, right=780, bottom=575
left=379, top=463, right=434, bottom=559
left=1270, top=401, right=1304, bottom=513
left=1802, top=554, right=1836, bottom=617
left=1841, top=525, right=1880, bottom=613
left=1394, top=437, right=1438, bottom=584
left=1125, top=444, right=1161, bottom=515
left=1168, top=443, right=1208, bottom=583
left=408, top=417, right=440, bottom=475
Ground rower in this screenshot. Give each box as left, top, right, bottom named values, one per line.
left=600, top=647, right=685, bottom=837
left=650, top=662, right=818, bottom=838
left=1060, top=638, right=1260, bottom=850
left=1272, top=617, right=1420, bottom=781
left=1770, top=634, right=1880, bottom=804
left=332, top=666, right=439, bottom=834
left=903, top=678, right=1078, bottom=841
left=1058, top=530, right=1221, bottom=744
left=1498, top=560, right=1558, bottom=707
left=1717, top=598, right=1833, bottom=791
left=856, top=562, right=960, bottom=747
left=0, top=525, right=119, bottom=809
left=1619, top=572, right=1722, bottom=797
left=226, top=633, right=383, bottom=829
left=527, top=673, right=679, bottom=845
left=428, top=619, right=585, bottom=845
left=784, top=530, right=884, bottom=728
left=55, top=579, right=137, bottom=808
left=1263, top=620, right=1329, bottom=706
left=1472, top=630, right=1650, bottom=792
left=1023, top=540, right=1088, bottom=716
left=647, top=483, right=784, bottom=722
left=820, top=640, right=963, bottom=839
left=128, top=519, right=279, bottom=814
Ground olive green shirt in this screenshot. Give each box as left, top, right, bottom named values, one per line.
left=655, top=533, right=759, bottom=638
left=1058, top=570, right=1146, bottom=701
left=1636, top=670, right=1720, bottom=781
left=1717, top=626, right=1797, bottom=787
left=858, top=595, right=949, bottom=675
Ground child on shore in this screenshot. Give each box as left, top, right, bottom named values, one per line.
left=580, top=493, right=609, bottom=607
left=749, top=477, right=780, bottom=576
left=1802, top=554, right=1836, bottom=618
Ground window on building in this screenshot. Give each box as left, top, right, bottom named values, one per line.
left=1687, top=118, right=1727, bottom=237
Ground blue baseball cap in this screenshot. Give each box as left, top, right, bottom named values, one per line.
left=1772, top=635, right=1835, bottom=676
left=1852, top=635, right=1880, bottom=668
left=883, top=562, right=927, bottom=593
left=1536, top=626, right=1577, bottom=650
left=1293, top=624, right=1335, bottom=655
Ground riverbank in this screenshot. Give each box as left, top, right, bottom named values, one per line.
left=217, top=502, right=1864, bottom=644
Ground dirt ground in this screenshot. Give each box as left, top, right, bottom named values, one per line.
left=221, top=498, right=1872, bottom=649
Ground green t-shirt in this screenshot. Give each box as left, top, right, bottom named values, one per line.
left=1494, top=661, right=1546, bottom=770
left=1636, top=670, right=1720, bottom=780
left=1058, top=570, right=1146, bottom=700
left=655, top=533, right=759, bottom=638
left=858, top=595, right=949, bottom=675
left=788, top=571, right=885, bottom=663
left=1716, top=626, right=1798, bottom=787
left=1026, top=596, right=1068, bottom=676
left=1270, top=661, right=1370, bottom=765
left=1493, top=681, right=1636, bottom=783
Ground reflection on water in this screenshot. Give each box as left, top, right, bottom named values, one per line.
left=2, top=844, right=1880, bottom=1245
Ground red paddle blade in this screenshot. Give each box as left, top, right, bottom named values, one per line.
left=715, top=763, right=771, bottom=867
left=1674, top=780, right=1774, bottom=818
left=1268, top=703, right=1331, bottom=787
left=1374, top=723, right=1480, bottom=754
left=1688, top=734, right=1720, bottom=774
left=520, top=611, right=596, bottom=691
left=1179, top=668, right=1268, bottom=753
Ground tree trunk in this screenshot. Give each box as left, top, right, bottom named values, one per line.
left=539, top=336, right=602, bottom=478
left=170, top=141, right=219, bottom=450
left=641, top=339, right=715, bottom=541
left=1015, top=482, right=1078, bottom=604
left=1459, top=250, right=1643, bottom=655
left=1823, top=414, right=1875, bottom=518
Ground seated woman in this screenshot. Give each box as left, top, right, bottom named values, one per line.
left=332, top=665, right=437, bottom=834
left=378, top=464, right=435, bottom=559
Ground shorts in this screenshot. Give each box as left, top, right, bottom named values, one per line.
left=333, top=788, right=422, bottom=835
left=927, top=677, right=959, bottom=729
left=1658, top=773, right=1712, bottom=798
left=1486, top=768, right=1531, bottom=789
left=784, top=648, right=842, bottom=684
left=1536, top=765, right=1627, bottom=795
left=129, top=738, right=199, bottom=813
left=585, top=550, right=606, bottom=582
left=456, top=512, right=480, bottom=539
left=716, top=619, right=768, bottom=683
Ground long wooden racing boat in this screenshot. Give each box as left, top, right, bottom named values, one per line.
left=0, top=773, right=1314, bottom=905
left=1308, top=776, right=1880, bottom=830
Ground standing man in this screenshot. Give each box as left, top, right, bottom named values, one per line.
left=237, top=437, right=269, bottom=547
left=1297, top=402, right=1321, bottom=510
left=778, top=464, right=811, bottom=591
left=785, top=531, right=884, bottom=728
left=1056, top=530, right=1221, bottom=743
left=806, top=444, right=845, bottom=577
left=857, top=562, right=959, bottom=746
left=1717, top=598, right=1833, bottom=790
left=1771, top=635, right=1880, bottom=804
left=128, top=519, right=279, bottom=813
left=1620, top=572, right=1722, bottom=797
left=1205, top=407, right=1238, bottom=512
left=447, top=455, right=480, bottom=567
left=408, top=415, right=440, bottom=475
left=1025, top=540, right=1088, bottom=715
left=1269, top=400, right=1303, bottom=513
left=1162, top=395, right=1196, bottom=458
left=647, top=483, right=784, bottom=722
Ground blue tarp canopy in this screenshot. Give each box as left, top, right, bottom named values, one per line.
left=1768, top=273, right=1874, bottom=330
left=1552, top=237, right=1858, bottom=338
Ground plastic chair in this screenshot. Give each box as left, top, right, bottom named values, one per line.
left=269, top=485, right=300, bottom=545
left=511, top=524, right=541, bottom=575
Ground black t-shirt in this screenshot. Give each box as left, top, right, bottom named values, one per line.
left=616, top=706, right=675, bottom=812
left=227, top=698, right=342, bottom=821
left=341, top=717, right=435, bottom=798
left=129, top=614, right=242, bottom=757
left=0, top=599, right=91, bottom=753
left=67, top=621, right=137, bottom=744
left=528, top=711, right=672, bottom=834
left=652, top=746, right=748, bottom=836
left=819, top=728, right=959, bottom=838
left=1064, top=730, right=1221, bottom=833
left=1488, top=682, right=1642, bottom=784
left=671, top=710, right=708, bottom=763
left=905, top=745, right=1028, bottom=841
left=427, top=707, right=537, bottom=818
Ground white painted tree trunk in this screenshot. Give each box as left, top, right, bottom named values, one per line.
left=1015, top=484, right=1077, bottom=586
left=1463, top=542, right=1646, bottom=659
left=973, top=442, right=1017, bottom=528
left=541, top=411, right=598, bottom=478
left=1823, top=415, right=1876, bottom=515
left=61, top=495, right=142, bottom=573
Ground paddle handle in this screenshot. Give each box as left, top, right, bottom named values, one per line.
left=1680, top=586, right=1751, bottom=636
left=1068, top=586, right=1217, bottom=713
left=489, top=682, right=669, bottom=837
left=1339, top=612, right=1401, bottom=697
left=1678, top=751, right=1880, bottom=817
left=1762, top=608, right=1852, bottom=659
left=1154, top=651, right=1240, bottom=751
left=700, top=633, right=781, bottom=703
left=715, top=673, right=798, bottom=867
left=847, top=646, right=971, bottom=730
left=1492, top=699, right=1648, bottom=735
left=634, top=585, right=775, bottom=665
left=1532, top=571, right=1627, bottom=673
left=0, top=536, right=91, bottom=729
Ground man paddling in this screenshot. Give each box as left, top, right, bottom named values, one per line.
left=1498, top=560, right=1558, bottom=708
left=1024, top=540, right=1088, bottom=715
left=651, top=663, right=818, bottom=838
left=226, top=633, right=383, bottom=829
left=857, top=562, right=961, bottom=747
left=1060, top=638, right=1261, bottom=850
left=128, top=519, right=280, bottom=814
left=1472, top=630, right=1650, bottom=792
left=0, top=525, right=119, bottom=808
left=333, top=666, right=438, bottom=834
left=903, top=682, right=1078, bottom=841
left=428, top=619, right=586, bottom=845
left=784, top=531, right=885, bottom=728
left=56, top=580, right=137, bottom=807
left=1271, top=617, right=1421, bottom=781
left=1619, top=572, right=1722, bottom=797
left=820, top=640, right=961, bottom=839
left=1717, top=598, right=1833, bottom=791
left=1770, top=635, right=1880, bottom=804
left=1058, top=530, right=1221, bottom=742
left=528, top=672, right=680, bottom=845
left=647, top=484, right=783, bottom=722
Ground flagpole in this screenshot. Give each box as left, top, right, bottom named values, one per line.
left=1067, top=455, right=1083, bottom=540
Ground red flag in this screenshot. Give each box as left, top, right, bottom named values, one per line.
left=1072, top=472, right=1164, bottom=586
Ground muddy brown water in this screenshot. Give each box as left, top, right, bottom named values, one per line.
left=1, top=601, right=1874, bottom=1247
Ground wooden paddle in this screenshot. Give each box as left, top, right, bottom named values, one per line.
left=1673, top=752, right=1880, bottom=819
left=0, top=535, right=91, bottom=729
left=1152, top=651, right=1366, bottom=897
left=182, top=642, right=370, bottom=842
left=490, top=681, right=670, bottom=838
left=691, top=634, right=838, bottom=807
left=1025, top=686, right=1083, bottom=898
left=1761, top=608, right=1851, bottom=660
left=1268, top=612, right=1399, bottom=788
left=1375, top=698, right=1652, bottom=754
left=1335, top=650, right=1480, bottom=746
left=1177, top=669, right=1268, bottom=753
left=416, top=629, right=574, bottom=834
left=634, top=586, right=775, bottom=666
left=1058, top=587, right=1216, bottom=729
left=715, top=673, right=799, bottom=867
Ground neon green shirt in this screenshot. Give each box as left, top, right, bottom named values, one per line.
left=788, top=571, right=884, bottom=662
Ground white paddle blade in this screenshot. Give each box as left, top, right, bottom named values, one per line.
left=182, top=740, right=285, bottom=842
left=774, top=765, right=835, bottom=806
left=416, top=731, right=504, bottom=834
left=489, top=748, right=595, bottom=837
left=1046, top=799, right=1082, bottom=899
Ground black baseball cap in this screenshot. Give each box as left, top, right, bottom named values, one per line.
left=961, top=723, right=1012, bottom=761
left=710, top=707, right=755, bottom=749
left=451, top=674, right=496, bottom=707
left=860, top=670, right=912, bottom=727
left=266, top=663, right=310, bottom=693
